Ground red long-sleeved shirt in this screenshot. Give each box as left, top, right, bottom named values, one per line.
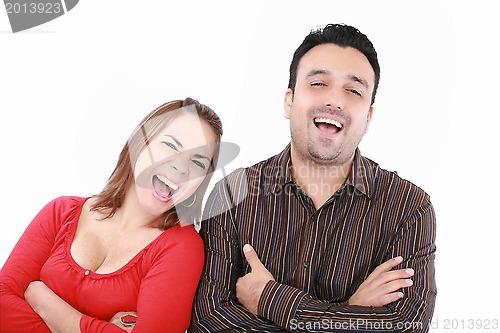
left=0, top=196, right=204, bottom=332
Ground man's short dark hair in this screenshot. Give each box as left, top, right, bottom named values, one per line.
left=288, top=23, right=381, bottom=105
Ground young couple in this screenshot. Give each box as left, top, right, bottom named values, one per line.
left=1, top=23, right=436, bottom=333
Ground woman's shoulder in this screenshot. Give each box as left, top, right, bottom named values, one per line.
left=35, top=196, right=88, bottom=221
left=166, top=224, right=202, bottom=244
left=153, top=224, right=203, bottom=255
left=138, top=224, right=204, bottom=272
left=49, top=195, right=88, bottom=207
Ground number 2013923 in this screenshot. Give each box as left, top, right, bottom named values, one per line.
left=5, top=2, right=62, bottom=14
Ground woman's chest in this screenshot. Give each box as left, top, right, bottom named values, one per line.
left=70, top=219, right=161, bottom=274
left=40, top=242, right=143, bottom=320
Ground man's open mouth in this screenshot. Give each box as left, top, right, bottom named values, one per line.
left=313, top=117, right=343, bottom=134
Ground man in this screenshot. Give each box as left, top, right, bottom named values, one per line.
left=189, top=23, right=436, bottom=332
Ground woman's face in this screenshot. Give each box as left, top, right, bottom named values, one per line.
left=133, top=111, right=217, bottom=217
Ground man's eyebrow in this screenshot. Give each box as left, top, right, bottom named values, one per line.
left=306, top=70, right=369, bottom=89
left=164, top=135, right=184, bottom=148
left=348, top=75, right=369, bottom=89
left=306, top=69, right=331, bottom=77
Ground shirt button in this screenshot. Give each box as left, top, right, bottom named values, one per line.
left=303, top=261, right=310, bottom=268
left=84, top=270, right=90, bottom=276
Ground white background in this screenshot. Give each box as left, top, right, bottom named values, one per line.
left=1, top=1, right=499, bottom=331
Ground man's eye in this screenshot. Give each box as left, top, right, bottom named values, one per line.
left=311, top=82, right=327, bottom=87
left=162, top=141, right=178, bottom=151
left=192, top=160, right=207, bottom=169
left=348, top=89, right=362, bottom=96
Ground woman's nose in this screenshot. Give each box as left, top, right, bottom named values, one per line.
left=170, top=157, right=189, bottom=175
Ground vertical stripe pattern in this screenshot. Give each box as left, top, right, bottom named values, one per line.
left=189, top=144, right=436, bottom=332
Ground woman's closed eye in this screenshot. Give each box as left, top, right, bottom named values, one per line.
left=191, top=153, right=211, bottom=170
left=191, top=159, right=207, bottom=170
left=162, top=141, right=179, bottom=151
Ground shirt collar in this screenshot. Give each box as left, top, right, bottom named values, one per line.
left=264, top=144, right=294, bottom=194
left=344, top=148, right=374, bottom=198
left=265, top=144, right=374, bottom=198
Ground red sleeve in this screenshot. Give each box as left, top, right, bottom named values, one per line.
left=0, top=196, right=83, bottom=333
left=80, top=225, right=204, bottom=333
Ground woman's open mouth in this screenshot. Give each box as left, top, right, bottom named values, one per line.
left=152, top=174, right=179, bottom=202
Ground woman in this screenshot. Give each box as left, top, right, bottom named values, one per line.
left=0, top=98, right=223, bottom=332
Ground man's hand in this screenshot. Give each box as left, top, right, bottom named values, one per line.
left=236, top=244, right=275, bottom=315
left=348, top=256, right=414, bottom=307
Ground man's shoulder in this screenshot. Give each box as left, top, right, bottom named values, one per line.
left=202, top=153, right=278, bottom=220
left=209, top=150, right=284, bottom=203
left=220, top=150, right=282, bottom=186
left=361, top=154, right=431, bottom=204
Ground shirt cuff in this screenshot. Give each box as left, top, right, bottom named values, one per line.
left=257, top=280, right=307, bottom=329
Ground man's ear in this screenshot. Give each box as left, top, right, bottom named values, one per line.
left=284, top=88, right=293, bottom=119
left=365, top=105, right=375, bottom=133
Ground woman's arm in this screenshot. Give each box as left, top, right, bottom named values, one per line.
left=139, top=226, right=204, bottom=332
left=26, top=281, right=135, bottom=333
left=0, top=196, right=129, bottom=333
left=0, top=197, right=81, bottom=333
left=25, top=281, right=83, bottom=333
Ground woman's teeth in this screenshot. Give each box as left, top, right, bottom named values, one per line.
left=156, top=174, right=179, bottom=191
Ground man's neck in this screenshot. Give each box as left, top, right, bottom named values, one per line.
left=290, top=150, right=353, bottom=210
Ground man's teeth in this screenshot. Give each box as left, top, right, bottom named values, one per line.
left=156, top=175, right=179, bottom=191
left=314, top=117, right=343, bottom=129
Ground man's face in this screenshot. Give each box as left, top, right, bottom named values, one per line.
left=284, top=43, right=375, bottom=166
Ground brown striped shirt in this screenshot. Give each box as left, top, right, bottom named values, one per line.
left=189, top=144, right=436, bottom=332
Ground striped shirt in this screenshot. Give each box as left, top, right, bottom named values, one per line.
left=189, top=144, right=436, bottom=332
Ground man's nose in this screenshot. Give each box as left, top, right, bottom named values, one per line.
left=324, top=86, right=345, bottom=110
